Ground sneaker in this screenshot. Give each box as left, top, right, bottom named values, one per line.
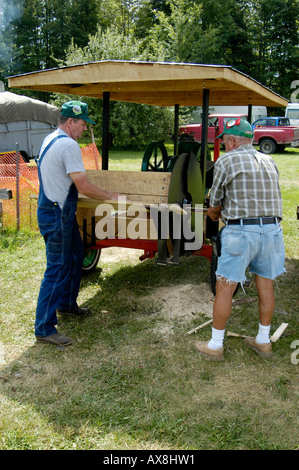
left=56, top=306, right=91, bottom=317
left=194, top=341, right=224, bottom=361
left=36, top=332, right=73, bottom=346
left=244, top=336, right=272, bottom=359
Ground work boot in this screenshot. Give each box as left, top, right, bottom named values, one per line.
left=244, top=337, right=272, bottom=359
left=194, top=341, right=224, bottom=361
left=36, top=332, right=73, bottom=346
left=56, top=306, right=91, bottom=317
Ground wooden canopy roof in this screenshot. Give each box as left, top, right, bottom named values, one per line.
left=8, top=60, right=288, bottom=108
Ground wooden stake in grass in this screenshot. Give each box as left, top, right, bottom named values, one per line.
left=227, top=323, right=289, bottom=343
left=270, top=323, right=288, bottom=343
left=186, top=319, right=213, bottom=335
left=227, top=331, right=247, bottom=338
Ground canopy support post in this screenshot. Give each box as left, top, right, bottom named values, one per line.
left=102, top=91, right=110, bottom=170
left=174, top=104, right=179, bottom=156
left=247, top=104, right=252, bottom=123
left=200, top=88, right=209, bottom=190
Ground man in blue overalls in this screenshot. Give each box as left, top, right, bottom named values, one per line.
left=35, top=101, right=119, bottom=346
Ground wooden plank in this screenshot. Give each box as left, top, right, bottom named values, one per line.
left=76, top=206, right=159, bottom=242
left=84, top=170, right=170, bottom=201
left=270, top=323, right=288, bottom=343
left=227, top=324, right=289, bottom=342
left=77, top=200, right=186, bottom=243
left=76, top=169, right=201, bottom=245
left=8, top=61, right=288, bottom=107
left=77, top=197, right=186, bottom=212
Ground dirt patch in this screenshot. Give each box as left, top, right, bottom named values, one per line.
left=100, top=247, right=214, bottom=321
left=100, top=247, right=144, bottom=264
left=146, top=283, right=214, bottom=320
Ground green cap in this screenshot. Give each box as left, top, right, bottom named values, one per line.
left=61, top=100, right=96, bottom=124
left=216, top=117, right=253, bottom=139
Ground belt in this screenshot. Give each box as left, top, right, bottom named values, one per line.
left=227, top=217, right=279, bottom=225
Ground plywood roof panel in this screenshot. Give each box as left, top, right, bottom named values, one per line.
left=7, top=60, right=288, bottom=108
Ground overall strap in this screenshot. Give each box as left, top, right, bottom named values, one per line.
left=35, top=135, right=68, bottom=166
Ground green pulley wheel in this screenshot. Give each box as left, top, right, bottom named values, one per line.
left=141, top=141, right=169, bottom=172
left=82, top=248, right=101, bottom=275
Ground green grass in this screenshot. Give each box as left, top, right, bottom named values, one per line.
left=107, top=149, right=145, bottom=171
left=0, top=147, right=298, bottom=450
left=272, top=149, right=299, bottom=259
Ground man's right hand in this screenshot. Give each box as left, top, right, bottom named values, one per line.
left=207, top=205, right=222, bottom=221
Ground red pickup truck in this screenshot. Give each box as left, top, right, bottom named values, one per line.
left=179, top=114, right=299, bottom=154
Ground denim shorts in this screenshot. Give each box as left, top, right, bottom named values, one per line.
left=216, top=223, right=285, bottom=284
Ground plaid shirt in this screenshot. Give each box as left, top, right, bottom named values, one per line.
left=209, top=144, right=283, bottom=221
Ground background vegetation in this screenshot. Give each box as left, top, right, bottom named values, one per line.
left=1, top=0, right=298, bottom=97
left=1, top=0, right=299, bottom=147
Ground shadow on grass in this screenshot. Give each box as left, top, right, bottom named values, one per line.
left=1, top=254, right=298, bottom=450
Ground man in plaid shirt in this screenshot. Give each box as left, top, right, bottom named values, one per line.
left=195, top=118, right=285, bottom=361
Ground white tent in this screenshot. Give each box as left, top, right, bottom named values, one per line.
left=0, top=91, right=59, bottom=126
left=0, top=92, right=59, bottom=158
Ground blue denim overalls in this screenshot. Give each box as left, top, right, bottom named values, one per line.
left=35, top=135, right=85, bottom=337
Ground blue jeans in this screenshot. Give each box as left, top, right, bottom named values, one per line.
left=216, top=222, right=285, bottom=284
left=35, top=195, right=84, bottom=337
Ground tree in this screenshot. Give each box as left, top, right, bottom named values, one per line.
left=13, top=0, right=46, bottom=72
left=67, top=0, right=98, bottom=48
left=252, top=0, right=299, bottom=99
left=146, top=0, right=219, bottom=63
left=133, top=0, right=172, bottom=39
left=4, top=0, right=99, bottom=76
left=96, top=0, right=143, bottom=35
left=2, top=0, right=298, bottom=114
left=52, top=27, right=174, bottom=149
left=0, top=0, right=24, bottom=79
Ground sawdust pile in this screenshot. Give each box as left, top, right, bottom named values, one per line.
left=101, top=247, right=143, bottom=264
left=101, top=248, right=214, bottom=321
left=146, top=283, right=214, bottom=320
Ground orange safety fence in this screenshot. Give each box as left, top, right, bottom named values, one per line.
left=0, top=142, right=102, bottom=230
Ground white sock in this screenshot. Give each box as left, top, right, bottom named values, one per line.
left=255, top=323, right=271, bottom=344
left=208, top=327, right=225, bottom=350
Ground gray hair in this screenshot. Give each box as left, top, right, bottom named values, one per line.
left=231, top=135, right=253, bottom=144
left=58, top=115, right=80, bottom=125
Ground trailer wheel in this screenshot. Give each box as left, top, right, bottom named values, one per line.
left=259, top=139, right=277, bottom=154
left=82, top=248, right=101, bottom=275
